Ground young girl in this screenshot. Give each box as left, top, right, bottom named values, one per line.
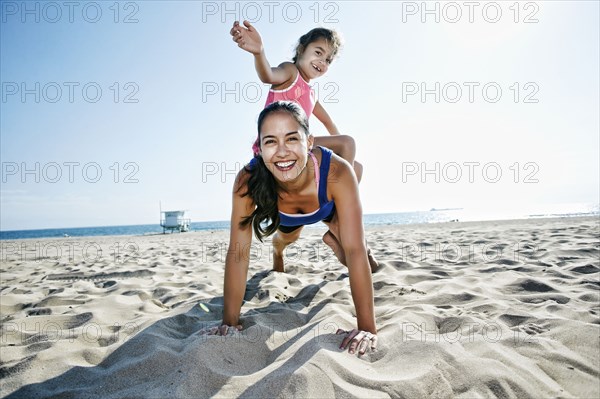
left=211, top=101, right=378, bottom=356
left=230, top=20, right=363, bottom=182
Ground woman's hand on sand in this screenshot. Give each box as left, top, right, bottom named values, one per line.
left=201, top=324, right=243, bottom=336
left=337, top=328, right=378, bottom=356
left=230, top=20, right=263, bottom=55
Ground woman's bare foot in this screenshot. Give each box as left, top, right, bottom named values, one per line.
left=272, top=229, right=302, bottom=273
left=367, top=248, right=379, bottom=273
left=323, top=230, right=379, bottom=273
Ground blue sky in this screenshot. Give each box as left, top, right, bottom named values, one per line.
left=1, top=1, right=599, bottom=230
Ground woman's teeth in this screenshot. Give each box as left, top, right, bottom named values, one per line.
left=276, top=161, right=294, bottom=167
left=275, top=160, right=295, bottom=170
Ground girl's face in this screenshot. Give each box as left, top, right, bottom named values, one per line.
left=296, top=38, right=333, bottom=80
left=259, top=111, right=314, bottom=184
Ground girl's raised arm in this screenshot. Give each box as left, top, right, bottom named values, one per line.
left=230, top=20, right=293, bottom=85
left=220, top=169, right=255, bottom=334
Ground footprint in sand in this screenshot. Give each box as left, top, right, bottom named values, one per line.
left=274, top=292, right=289, bottom=302
left=521, top=323, right=549, bottom=335
left=256, top=289, right=269, bottom=301
left=26, top=308, right=52, bottom=316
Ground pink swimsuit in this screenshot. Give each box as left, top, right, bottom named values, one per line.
left=265, top=71, right=315, bottom=117
left=252, top=71, right=315, bottom=155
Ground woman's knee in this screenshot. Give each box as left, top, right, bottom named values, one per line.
left=273, top=227, right=303, bottom=246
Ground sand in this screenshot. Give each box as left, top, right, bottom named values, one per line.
left=1, top=216, right=599, bottom=398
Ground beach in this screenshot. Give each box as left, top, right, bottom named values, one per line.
left=1, top=216, right=599, bottom=398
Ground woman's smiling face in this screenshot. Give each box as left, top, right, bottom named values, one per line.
left=259, top=110, right=314, bottom=184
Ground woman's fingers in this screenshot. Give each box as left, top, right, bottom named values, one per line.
left=347, top=331, right=365, bottom=354
left=370, top=335, right=378, bottom=351
left=339, top=328, right=359, bottom=349
left=218, top=324, right=229, bottom=336
left=339, top=329, right=377, bottom=355
left=357, top=336, right=370, bottom=355
left=216, top=324, right=242, bottom=336
left=200, top=324, right=243, bottom=336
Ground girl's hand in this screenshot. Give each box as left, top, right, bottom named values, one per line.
left=230, top=20, right=263, bottom=55
left=337, top=328, right=378, bottom=356
left=201, top=324, right=243, bottom=336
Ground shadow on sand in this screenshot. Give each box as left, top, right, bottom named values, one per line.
left=6, top=271, right=350, bottom=398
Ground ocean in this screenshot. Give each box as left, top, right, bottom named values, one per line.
left=1, top=204, right=598, bottom=240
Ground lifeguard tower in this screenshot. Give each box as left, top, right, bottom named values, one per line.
left=160, top=210, right=191, bottom=233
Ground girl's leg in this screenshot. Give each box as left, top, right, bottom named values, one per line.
left=272, top=226, right=304, bottom=272
left=353, top=160, right=363, bottom=183
left=314, top=135, right=355, bottom=164
left=313, top=135, right=363, bottom=183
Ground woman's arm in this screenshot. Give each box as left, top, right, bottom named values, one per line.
left=221, top=169, right=255, bottom=331
left=230, top=20, right=294, bottom=85
left=329, top=157, right=376, bottom=334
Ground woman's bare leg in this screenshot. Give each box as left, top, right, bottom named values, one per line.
left=323, top=216, right=379, bottom=272
left=367, top=247, right=379, bottom=272
left=272, top=227, right=303, bottom=272
left=311, top=137, right=372, bottom=267
left=323, top=230, right=347, bottom=265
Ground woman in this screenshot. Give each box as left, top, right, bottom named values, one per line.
left=214, top=101, right=378, bottom=356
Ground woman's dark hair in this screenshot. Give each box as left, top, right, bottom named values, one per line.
left=292, top=27, right=343, bottom=63
left=239, top=101, right=310, bottom=241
